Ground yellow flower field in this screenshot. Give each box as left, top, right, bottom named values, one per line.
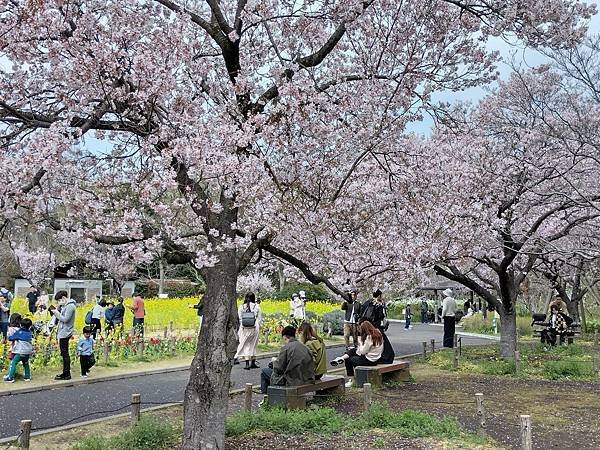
left=7, top=296, right=339, bottom=332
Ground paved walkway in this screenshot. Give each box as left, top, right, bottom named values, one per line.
left=0, top=323, right=494, bottom=439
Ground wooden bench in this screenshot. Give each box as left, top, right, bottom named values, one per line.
left=532, top=320, right=581, bottom=344
left=267, top=375, right=345, bottom=409
left=355, top=361, right=411, bottom=387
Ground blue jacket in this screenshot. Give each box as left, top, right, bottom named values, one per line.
left=105, top=307, right=115, bottom=322
left=76, top=336, right=94, bottom=356
left=9, top=328, right=33, bottom=355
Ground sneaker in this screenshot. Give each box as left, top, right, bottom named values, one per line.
left=81, top=375, right=88, bottom=378
left=3, top=376, right=14, bottom=383
left=258, top=396, right=268, bottom=407
left=54, top=374, right=72, bottom=381
left=330, top=357, right=344, bottom=367
left=23, top=378, right=31, bottom=382
left=345, top=379, right=354, bottom=388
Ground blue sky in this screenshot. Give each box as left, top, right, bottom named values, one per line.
left=407, top=7, right=600, bottom=135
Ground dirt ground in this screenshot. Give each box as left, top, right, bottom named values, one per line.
left=349, top=364, right=600, bottom=450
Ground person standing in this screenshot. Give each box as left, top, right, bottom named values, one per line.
left=404, top=303, right=412, bottom=330
left=49, top=290, right=76, bottom=380
left=420, top=299, right=429, bottom=324
left=234, top=292, right=261, bottom=370
left=90, top=298, right=105, bottom=339
left=26, top=286, right=39, bottom=315
left=112, top=297, right=125, bottom=337
left=104, top=301, right=115, bottom=335
left=360, top=289, right=386, bottom=330
left=128, top=294, right=145, bottom=337
left=442, top=288, right=457, bottom=348
left=289, top=293, right=305, bottom=321
left=76, top=326, right=95, bottom=378
left=341, top=289, right=361, bottom=348
left=0, top=293, right=11, bottom=342
left=188, top=297, right=204, bottom=328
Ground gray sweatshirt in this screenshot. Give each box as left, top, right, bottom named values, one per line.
left=53, top=299, right=77, bottom=339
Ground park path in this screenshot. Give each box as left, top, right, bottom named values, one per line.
left=0, top=323, right=493, bottom=440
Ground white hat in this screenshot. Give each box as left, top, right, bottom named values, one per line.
left=299, top=290, right=306, bottom=298
left=292, top=293, right=299, bottom=299
left=443, top=288, right=453, bottom=297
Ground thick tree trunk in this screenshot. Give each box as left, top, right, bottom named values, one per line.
left=498, top=308, right=517, bottom=358
left=181, top=250, right=239, bottom=449
left=277, top=262, right=285, bottom=291
left=565, top=298, right=580, bottom=322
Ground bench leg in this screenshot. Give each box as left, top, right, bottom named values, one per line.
left=567, top=336, right=574, bottom=345
left=318, top=383, right=345, bottom=397
left=287, top=392, right=306, bottom=409
left=355, top=369, right=383, bottom=388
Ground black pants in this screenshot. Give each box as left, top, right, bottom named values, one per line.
left=80, top=355, right=95, bottom=376
left=443, top=316, right=455, bottom=348
left=541, top=329, right=565, bottom=346
left=345, top=354, right=378, bottom=377
left=59, top=336, right=71, bottom=376
left=90, top=318, right=102, bottom=339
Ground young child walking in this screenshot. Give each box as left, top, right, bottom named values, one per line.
left=3, top=317, right=33, bottom=383
left=76, top=326, right=95, bottom=378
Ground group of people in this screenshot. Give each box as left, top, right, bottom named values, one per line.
left=252, top=287, right=397, bottom=402
left=2, top=288, right=147, bottom=383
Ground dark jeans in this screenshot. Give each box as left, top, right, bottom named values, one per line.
left=345, top=354, right=378, bottom=377
left=261, top=367, right=273, bottom=394
left=421, top=311, right=428, bottom=323
left=91, top=318, right=101, bottom=339
left=541, top=329, right=565, bottom=346
left=443, top=316, right=455, bottom=348
left=80, top=354, right=95, bottom=376
left=133, top=317, right=144, bottom=337
left=59, top=336, right=71, bottom=376
left=0, top=322, right=7, bottom=341
left=28, top=304, right=37, bottom=314
left=405, top=316, right=411, bottom=329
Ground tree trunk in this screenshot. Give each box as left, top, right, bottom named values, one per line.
left=565, top=298, right=580, bottom=322
left=278, top=262, right=285, bottom=291
left=158, top=259, right=165, bottom=296
left=181, top=250, right=239, bottom=449
left=579, top=294, right=587, bottom=333
left=498, top=308, right=517, bottom=358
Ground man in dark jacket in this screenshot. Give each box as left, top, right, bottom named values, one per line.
left=260, top=326, right=314, bottom=395
left=341, top=289, right=361, bottom=348
left=111, top=297, right=126, bottom=337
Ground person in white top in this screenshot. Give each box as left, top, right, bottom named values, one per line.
left=289, top=292, right=306, bottom=321
left=330, top=321, right=384, bottom=387
left=234, top=292, right=262, bottom=370
left=441, top=288, right=457, bottom=348
left=90, top=298, right=105, bottom=340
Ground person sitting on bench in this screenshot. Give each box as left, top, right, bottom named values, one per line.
left=260, top=325, right=315, bottom=396
left=330, top=320, right=384, bottom=388
left=541, top=304, right=569, bottom=347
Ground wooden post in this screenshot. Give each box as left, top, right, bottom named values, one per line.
left=475, top=393, right=486, bottom=437
left=422, top=341, right=427, bottom=357
left=594, top=331, right=598, bottom=348
left=452, top=334, right=459, bottom=368
left=430, top=339, right=435, bottom=353
left=170, top=335, right=177, bottom=355
left=514, top=351, right=521, bottom=375
left=103, top=342, right=109, bottom=365
left=363, top=383, right=372, bottom=411
left=327, top=322, right=332, bottom=337
left=520, top=415, right=532, bottom=450
left=244, top=383, right=253, bottom=412
left=593, top=354, right=598, bottom=374
left=169, top=320, right=174, bottom=335
left=163, top=327, right=168, bottom=338
left=131, top=394, right=141, bottom=424
left=136, top=340, right=144, bottom=357
left=17, top=419, right=32, bottom=449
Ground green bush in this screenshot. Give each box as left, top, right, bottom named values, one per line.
left=543, top=360, right=592, bottom=380
left=461, top=315, right=495, bottom=334
left=70, top=417, right=179, bottom=450
left=271, top=282, right=332, bottom=301
left=321, top=309, right=345, bottom=335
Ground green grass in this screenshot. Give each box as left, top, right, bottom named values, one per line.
left=426, top=343, right=598, bottom=380
left=69, top=417, right=179, bottom=450
left=226, top=401, right=480, bottom=443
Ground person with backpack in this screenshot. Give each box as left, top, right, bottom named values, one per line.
left=3, top=317, right=33, bottom=383
left=360, top=289, right=386, bottom=331
left=112, top=297, right=125, bottom=337
left=49, top=291, right=76, bottom=380
left=234, top=292, right=261, bottom=370
left=89, top=298, right=106, bottom=339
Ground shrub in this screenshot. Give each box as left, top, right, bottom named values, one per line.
left=70, top=417, right=179, bottom=450
left=543, top=360, right=592, bottom=380
left=321, top=309, right=345, bottom=335
left=461, top=314, right=495, bottom=334
left=271, top=282, right=332, bottom=301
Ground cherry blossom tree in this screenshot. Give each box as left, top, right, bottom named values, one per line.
left=0, top=1, right=594, bottom=447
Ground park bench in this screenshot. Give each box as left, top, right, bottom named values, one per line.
left=354, top=361, right=411, bottom=388
left=531, top=313, right=581, bottom=344
left=267, top=375, right=345, bottom=409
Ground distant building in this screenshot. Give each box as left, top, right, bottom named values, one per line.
left=14, top=278, right=35, bottom=298
left=54, top=279, right=102, bottom=303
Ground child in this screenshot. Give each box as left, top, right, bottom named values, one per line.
left=76, top=326, right=95, bottom=378
left=33, top=304, right=51, bottom=336
left=3, top=318, right=33, bottom=383
left=7, top=313, right=22, bottom=360
left=104, top=301, right=115, bottom=335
